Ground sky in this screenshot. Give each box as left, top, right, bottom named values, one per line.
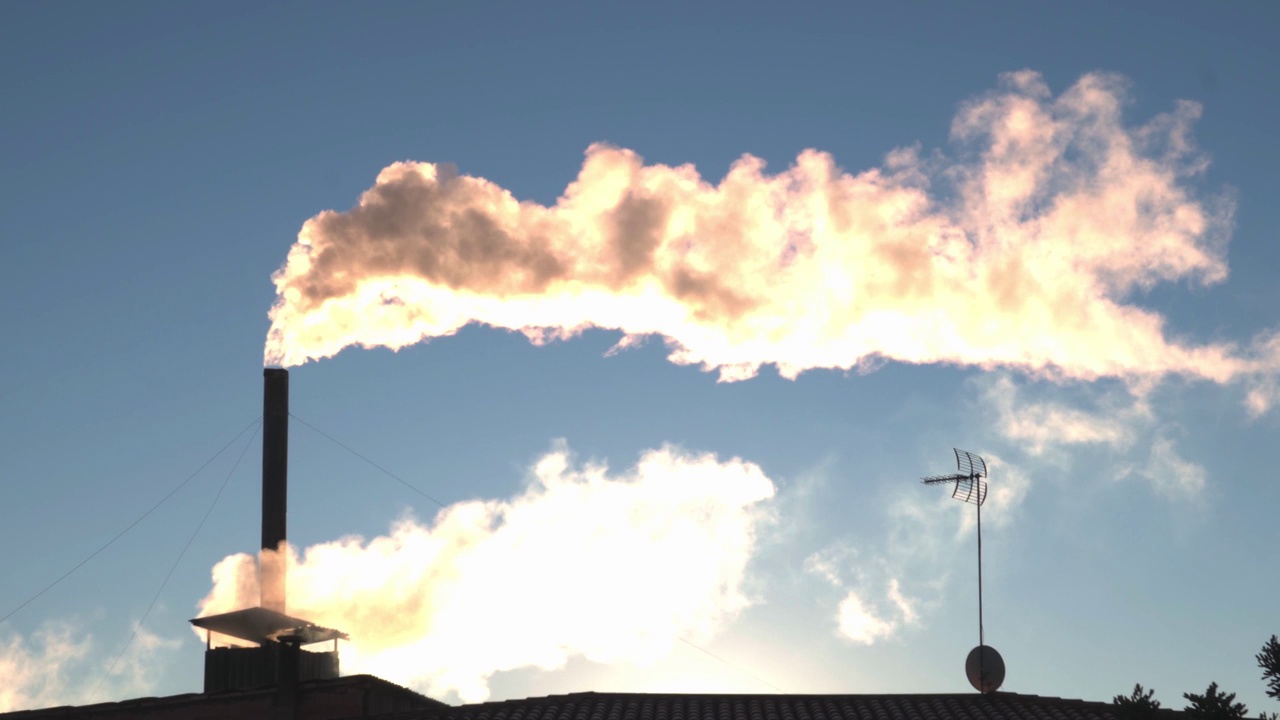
left=2, top=0, right=1279, bottom=713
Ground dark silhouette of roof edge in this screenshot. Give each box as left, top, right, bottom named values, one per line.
left=1, top=680, right=1199, bottom=720
left=372, top=688, right=1194, bottom=720
left=0, top=673, right=447, bottom=719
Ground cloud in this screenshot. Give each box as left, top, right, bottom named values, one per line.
left=1129, top=434, right=1207, bottom=498
left=266, top=71, right=1276, bottom=396
left=887, top=578, right=919, bottom=624
left=0, top=620, right=177, bottom=712
left=807, top=452, right=1029, bottom=644
left=805, top=546, right=915, bottom=646
left=981, top=375, right=1140, bottom=455
left=196, top=442, right=775, bottom=703
left=101, top=624, right=182, bottom=701
left=1243, top=331, right=1280, bottom=415
left=977, top=374, right=1208, bottom=498
left=835, top=590, right=898, bottom=646
left=0, top=622, right=89, bottom=712
left=956, top=454, right=1029, bottom=535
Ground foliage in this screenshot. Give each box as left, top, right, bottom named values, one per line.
left=1113, top=684, right=1162, bottom=719
left=1259, top=635, right=1280, bottom=701
left=1183, top=682, right=1249, bottom=719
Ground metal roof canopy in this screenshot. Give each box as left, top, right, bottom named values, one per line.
left=190, top=607, right=348, bottom=646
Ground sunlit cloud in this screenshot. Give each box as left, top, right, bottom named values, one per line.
left=887, top=578, right=919, bottom=624
left=981, top=375, right=1140, bottom=455
left=835, top=590, right=898, bottom=646
left=807, top=452, right=1029, bottom=644
left=0, top=620, right=177, bottom=713
left=197, top=442, right=775, bottom=703
left=265, top=71, right=1273, bottom=398
left=976, top=374, right=1208, bottom=498
left=806, top=545, right=915, bottom=646
left=0, top=622, right=89, bottom=712
left=956, top=454, right=1028, bottom=535
left=1243, top=331, right=1280, bottom=415
left=1126, top=433, right=1207, bottom=498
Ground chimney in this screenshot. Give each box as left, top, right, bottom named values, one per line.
left=261, top=368, right=288, bottom=613
left=190, top=369, right=345, bottom=694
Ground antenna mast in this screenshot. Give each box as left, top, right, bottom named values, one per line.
left=920, top=448, right=1005, bottom=693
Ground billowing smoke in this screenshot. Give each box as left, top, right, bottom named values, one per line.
left=0, top=621, right=176, bottom=712
left=0, top=623, right=88, bottom=712
left=265, top=70, right=1270, bottom=388
left=805, top=454, right=1028, bottom=646
left=196, top=443, right=775, bottom=702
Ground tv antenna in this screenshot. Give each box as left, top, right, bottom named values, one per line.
left=920, top=448, right=1004, bottom=693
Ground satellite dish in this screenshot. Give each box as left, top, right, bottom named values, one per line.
left=965, top=644, right=1005, bottom=693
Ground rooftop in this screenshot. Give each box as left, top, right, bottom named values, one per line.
left=0, top=677, right=1188, bottom=720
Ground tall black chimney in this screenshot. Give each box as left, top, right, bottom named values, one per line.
left=261, top=368, right=288, bottom=613
left=189, top=368, right=346, bottom=693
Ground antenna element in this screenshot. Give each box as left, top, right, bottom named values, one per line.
left=919, top=448, right=1004, bottom=693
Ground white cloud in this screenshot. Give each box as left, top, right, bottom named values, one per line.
left=981, top=375, right=1140, bottom=455
left=1132, top=434, right=1207, bottom=498
left=802, top=547, right=846, bottom=587
left=835, top=591, right=898, bottom=646
left=265, top=71, right=1278, bottom=400
left=100, top=624, right=182, bottom=701
left=0, top=620, right=177, bottom=713
left=0, top=622, right=89, bottom=712
left=1244, top=331, right=1280, bottom=415
left=956, top=453, right=1029, bottom=535
left=197, top=442, right=776, bottom=703
left=978, top=374, right=1208, bottom=499
left=807, top=452, right=1031, bottom=645
left=886, top=578, right=918, bottom=625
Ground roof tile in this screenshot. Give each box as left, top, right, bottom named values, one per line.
left=383, top=691, right=1181, bottom=720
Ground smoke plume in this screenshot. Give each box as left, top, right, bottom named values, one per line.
left=0, top=623, right=88, bottom=712
left=266, top=70, right=1271, bottom=388
left=196, top=443, right=775, bottom=702
left=805, top=454, right=1027, bottom=645
left=0, top=621, right=176, bottom=712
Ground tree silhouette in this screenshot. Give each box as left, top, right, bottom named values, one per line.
left=1260, top=635, right=1280, bottom=701
left=1182, top=682, right=1248, bottom=719
left=1258, top=634, right=1280, bottom=720
left=1113, top=684, right=1162, bottom=720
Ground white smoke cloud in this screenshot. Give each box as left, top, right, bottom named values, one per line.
left=196, top=442, right=775, bottom=703
left=806, top=541, right=924, bottom=647
left=956, top=455, right=1029, bottom=535
left=0, top=622, right=89, bottom=712
left=981, top=375, right=1141, bottom=455
left=0, top=620, right=177, bottom=712
left=977, top=374, right=1209, bottom=498
left=835, top=590, right=898, bottom=646
left=806, top=453, right=1028, bottom=644
left=1126, top=433, right=1207, bottom=498
left=266, top=70, right=1274, bottom=394
left=824, top=577, right=920, bottom=646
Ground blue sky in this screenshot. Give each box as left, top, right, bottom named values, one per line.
left=3, top=1, right=1279, bottom=712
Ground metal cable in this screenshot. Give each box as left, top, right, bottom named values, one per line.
left=0, top=416, right=262, bottom=627
left=92, top=419, right=261, bottom=698
left=289, top=412, right=446, bottom=509
left=677, top=636, right=786, bottom=694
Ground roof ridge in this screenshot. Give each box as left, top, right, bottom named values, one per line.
left=455, top=689, right=1129, bottom=704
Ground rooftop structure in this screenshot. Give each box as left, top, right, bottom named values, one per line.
left=188, top=369, right=346, bottom=694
